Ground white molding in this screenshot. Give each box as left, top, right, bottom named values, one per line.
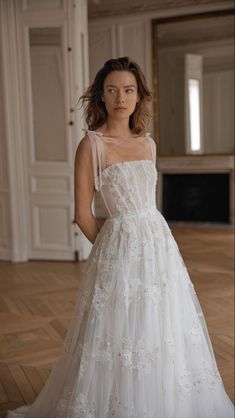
left=157, top=155, right=234, bottom=172
left=31, top=176, right=70, bottom=194
left=0, top=249, right=12, bottom=259
left=20, top=9, right=65, bottom=24
left=72, top=0, right=93, bottom=260
left=0, top=6, right=11, bottom=259
left=22, top=0, right=63, bottom=12
left=0, top=197, right=10, bottom=249
left=0, top=0, right=29, bottom=261
left=88, top=2, right=234, bottom=23
left=32, top=204, right=72, bottom=249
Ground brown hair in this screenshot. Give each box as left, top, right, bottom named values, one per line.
left=77, top=56, right=152, bottom=135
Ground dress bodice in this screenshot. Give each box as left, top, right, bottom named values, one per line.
left=87, top=130, right=158, bottom=219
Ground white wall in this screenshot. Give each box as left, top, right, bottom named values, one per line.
left=0, top=25, right=11, bottom=259
left=88, top=17, right=153, bottom=125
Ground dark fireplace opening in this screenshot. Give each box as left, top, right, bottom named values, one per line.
left=163, top=173, right=230, bottom=223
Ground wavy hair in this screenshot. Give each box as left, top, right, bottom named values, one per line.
left=77, top=57, right=153, bottom=135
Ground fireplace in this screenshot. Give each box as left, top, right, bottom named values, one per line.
left=162, top=173, right=230, bottom=223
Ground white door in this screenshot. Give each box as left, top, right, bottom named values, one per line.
left=10, top=0, right=91, bottom=260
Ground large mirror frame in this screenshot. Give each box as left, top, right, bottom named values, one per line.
left=152, top=9, right=234, bottom=157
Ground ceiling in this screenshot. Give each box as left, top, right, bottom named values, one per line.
left=87, top=0, right=232, bottom=19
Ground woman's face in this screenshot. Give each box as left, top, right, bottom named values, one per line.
left=101, top=70, right=140, bottom=119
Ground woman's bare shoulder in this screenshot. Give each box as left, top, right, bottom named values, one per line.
left=75, top=135, right=91, bottom=162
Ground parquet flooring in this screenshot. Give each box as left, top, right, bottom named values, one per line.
left=0, top=226, right=234, bottom=417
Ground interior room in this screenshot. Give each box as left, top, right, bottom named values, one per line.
left=0, top=0, right=234, bottom=416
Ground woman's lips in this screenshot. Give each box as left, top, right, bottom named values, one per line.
left=114, top=107, right=127, bottom=110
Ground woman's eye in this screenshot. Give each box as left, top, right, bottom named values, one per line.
left=126, top=89, right=133, bottom=93
left=108, top=89, right=116, bottom=94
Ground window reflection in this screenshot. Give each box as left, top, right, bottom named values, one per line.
left=188, top=78, right=201, bottom=152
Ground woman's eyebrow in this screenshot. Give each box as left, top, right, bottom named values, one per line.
left=106, top=84, right=136, bottom=88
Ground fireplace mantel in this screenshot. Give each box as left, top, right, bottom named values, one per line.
left=157, top=154, right=234, bottom=173
left=156, top=154, right=234, bottom=224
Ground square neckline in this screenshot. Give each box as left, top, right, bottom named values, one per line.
left=87, top=129, right=150, bottom=141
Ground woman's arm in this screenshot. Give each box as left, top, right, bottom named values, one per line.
left=74, top=135, right=102, bottom=244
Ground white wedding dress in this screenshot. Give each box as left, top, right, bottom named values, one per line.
left=7, top=130, right=234, bottom=418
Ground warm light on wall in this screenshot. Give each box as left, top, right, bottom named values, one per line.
left=188, top=78, right=201, bottom=152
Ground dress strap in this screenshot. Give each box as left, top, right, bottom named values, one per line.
left=146, top=132, right=157, bottom=165
left=86, top=130, right=106, bottom=191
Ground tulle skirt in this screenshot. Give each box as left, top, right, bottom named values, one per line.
left=6, top=208, right=234, bottom=418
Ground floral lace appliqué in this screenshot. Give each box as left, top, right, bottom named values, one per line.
left=118, top=337, right=159, bottom=376
left=178, top=359, right=223, bottom=395
left=188, top=320, right=204, bottom=348
left=91, top=337, right=114, bottom=369
left=105, top=387, right=134, bottom=418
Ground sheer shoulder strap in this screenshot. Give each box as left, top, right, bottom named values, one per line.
left=86, top=130, right=106, bottom=191
left=146, top=132, right=157, bottom=165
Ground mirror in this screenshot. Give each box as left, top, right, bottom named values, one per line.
left=152, top=11, right=234, bottom=156
left=29, top=27, right=67, bottom=162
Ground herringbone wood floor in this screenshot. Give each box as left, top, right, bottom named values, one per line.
left=0, top=226, right=234, bottom=417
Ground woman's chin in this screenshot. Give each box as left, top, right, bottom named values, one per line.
left=109, top=111, right=131, bottom=119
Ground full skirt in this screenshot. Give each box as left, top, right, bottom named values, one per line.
left=6, top=209, right=234, bottom=418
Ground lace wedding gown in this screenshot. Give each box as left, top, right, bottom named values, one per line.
left=7, top=130, right=234, bottom=418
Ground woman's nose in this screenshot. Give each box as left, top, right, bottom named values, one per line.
left=116, top=92, right=125, bottom=103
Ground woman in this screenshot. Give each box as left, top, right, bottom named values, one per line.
left=7, top=57, right=234, bottom=417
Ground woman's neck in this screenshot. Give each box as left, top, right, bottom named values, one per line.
left=101, top=120, right=134, bottom=138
